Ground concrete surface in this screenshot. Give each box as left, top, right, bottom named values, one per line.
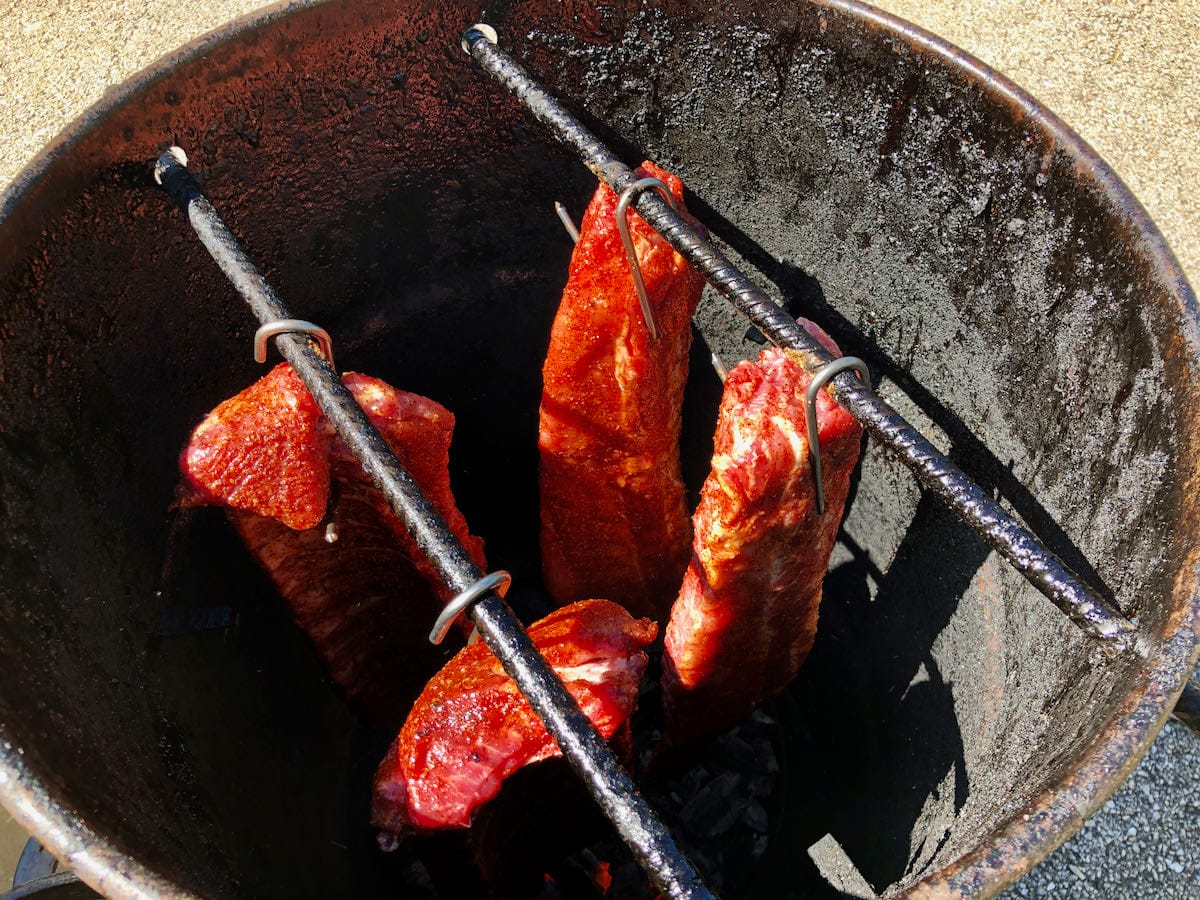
left=0, top=0, right=1196, bottom=896
left=874, top=0, right=1198, bottom=292
left=0, top=807, right=22, bottom=892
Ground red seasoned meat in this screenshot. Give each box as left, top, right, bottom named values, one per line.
left=180, top=362, right=329, bottom=530
left=371, top=600, right=656, bottom=835
left=179, top=363, right=486, bottom=729
left=661, top=319, right=863, bottom=750
left=539, top=161, right=706, bottom=623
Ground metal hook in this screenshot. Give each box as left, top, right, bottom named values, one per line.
left=561, top=197, right=725, bottom=382
left=555, top=201, right=581, bottom=244
left=253, top=319, right=335, bottom=370
left=805, top=357, right=871, bottom=515
left=429, top=570, right=512, bottom=645
left=616, top=177, right=679, bottom=343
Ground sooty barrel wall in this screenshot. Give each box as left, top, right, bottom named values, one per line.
left=0, top=1, right=1196, bottom=897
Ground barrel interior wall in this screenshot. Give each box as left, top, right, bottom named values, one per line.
left=0, top=0, right=1194, bottom=897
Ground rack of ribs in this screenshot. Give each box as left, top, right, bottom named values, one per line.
left=661, top=319, right=864, bottom=751
left=538, top=161, right=706, bottom=623
left=371, top=599, right=656, bottom=836
left=179, top=363, right=486, bottom=729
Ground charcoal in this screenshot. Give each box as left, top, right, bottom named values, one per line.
left=578, top=698, right=784, bottom=896
left=746, top=774, right=776, bottom=799
left=741, top=801, right=769, bottom=833
left=761, top=742, right=780, bottom=774
left=710, top=733, right=761, bottom=771
left=679, top=772, right=743, bottom=837
left=752, top=709, right=777, bottom=727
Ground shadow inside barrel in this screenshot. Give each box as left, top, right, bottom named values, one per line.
left=741, top=465, right=974, bottom=896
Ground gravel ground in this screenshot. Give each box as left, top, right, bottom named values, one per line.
left=1001, top=720, right=1200, bottom=899
left=1, top=2, right=1197, bottom=897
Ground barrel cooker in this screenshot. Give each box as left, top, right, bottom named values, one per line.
left=0, top=0, right=1197, bottom=896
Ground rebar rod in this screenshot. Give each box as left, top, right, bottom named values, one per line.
left=460, top=26, right=1136, bottom=648
left=154, top=148, right=713, bottom=900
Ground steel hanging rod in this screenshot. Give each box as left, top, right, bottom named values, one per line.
left=459, top=25, right=1136, bottom=649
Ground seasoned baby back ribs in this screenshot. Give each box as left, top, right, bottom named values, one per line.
left=539, top=161, right=706, bottom=623
left=179, top=363, right=486, bottom=729
left=661, top=320, right=864, bottom=750
left=371, top=599, right=656, bottom=836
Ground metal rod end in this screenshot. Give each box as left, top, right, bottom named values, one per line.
left=154, top=146, right=189, bottom=185
left=555, top=201, right=581, bottom=244
left=461, top=23, right=498, bottom=54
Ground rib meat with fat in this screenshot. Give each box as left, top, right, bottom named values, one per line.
left=179, top=363, right=486, bottom=729
left=661, top=319, right=864, bottom=750
left=539, top=161, right=706, bottom=623
left=371, top=599, right=656, bottom=836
